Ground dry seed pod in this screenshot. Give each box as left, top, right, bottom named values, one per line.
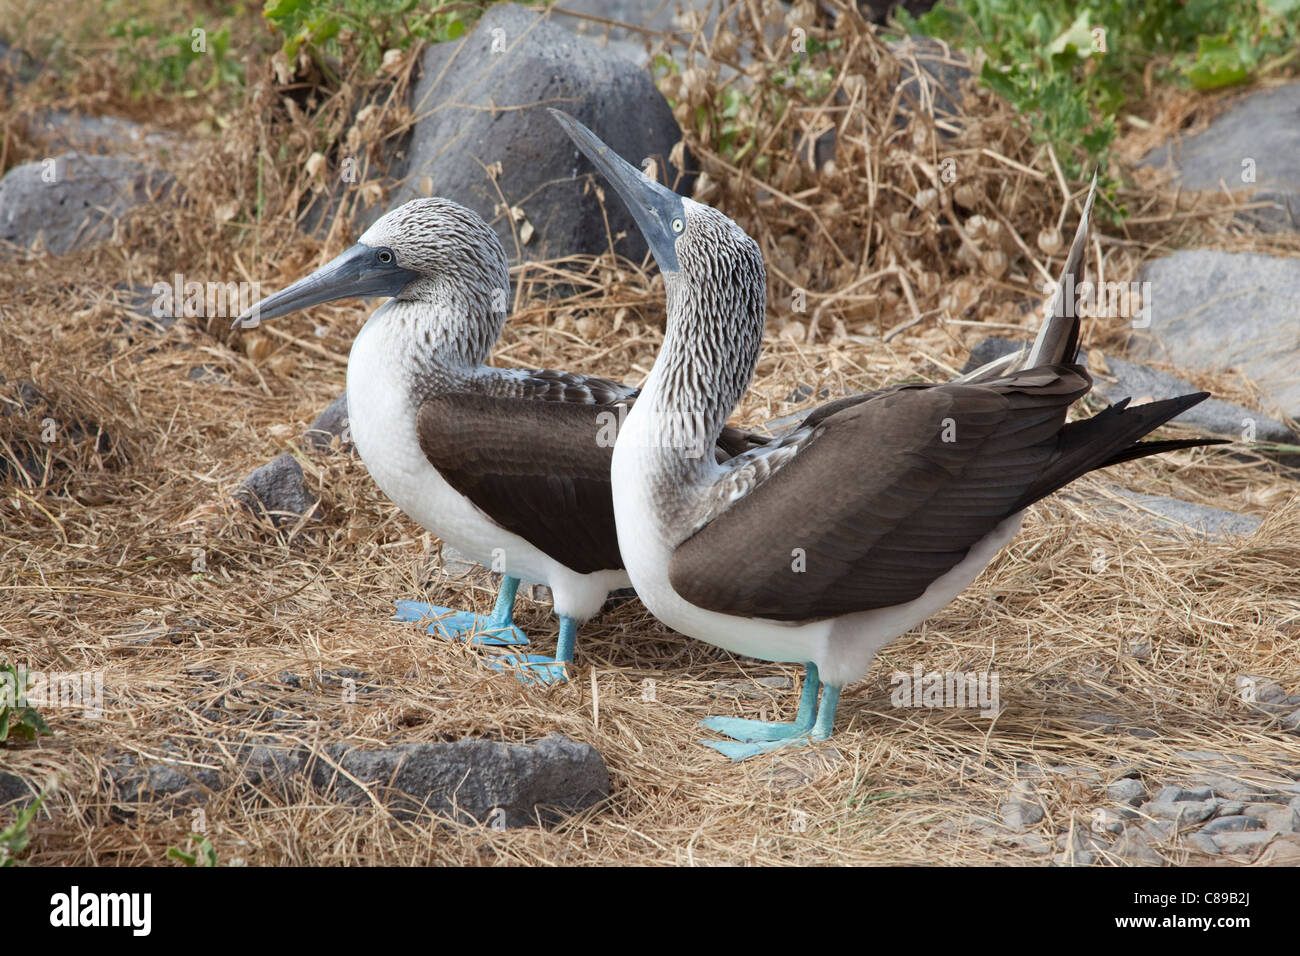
left=1036, top=227, right=1063, bottom=255
left=681, top=67, right=709, bottom=108
left=243, top=332, right=274, bottom=363
left=953, top=183, right=981, bottom=209
left=951, top=277, right=979, bottom=312
left=786, top=0, right=817, bottom=29
left=914, top=187, right=938, bottom=212
left=980, top=249, right=1008, bottom=278
left=779, top=321, right=807, bottom=343
left=713, top=29, right=739, bottom=60
left=888, top=210, right=910, bottom=233
left=916, top=270, right=940, bottom=295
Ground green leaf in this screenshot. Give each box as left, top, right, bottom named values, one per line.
left=1048, top=11, right=1094, bottom=58
left=1181, top=34, right=1251, bottom=89
left=0, top=794, right=44, bottom=866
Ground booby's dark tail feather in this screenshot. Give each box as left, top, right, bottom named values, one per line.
left=956, top=173, right=1097, bottom=384
left=1015, top=390, right=1220, bottom=512
left=1099, top=436, right=1231, bottom=469
left=1024, top=171, right=1096, bottom=370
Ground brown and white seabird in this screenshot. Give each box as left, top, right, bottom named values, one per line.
left=232, top=198, right=763, bottom=682
left=551, top=109, right=1225, bottom=756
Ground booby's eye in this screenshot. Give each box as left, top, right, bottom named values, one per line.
left=671, top=217, right=684, bottom=234
left=377, top=249, right=393, bottom=264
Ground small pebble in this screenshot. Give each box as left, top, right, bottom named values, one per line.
left=1108, top=778, right=1146, bottom=806
left=1212, top=831, right=1277, bottom=856
left=1114, top=827, right=1163, bottom=866
left=1142, top=799, right=1219, bottom=824
left=1187, top=832, right=1221, bottom=855
left=1199, top=815, right=1262, bottom=835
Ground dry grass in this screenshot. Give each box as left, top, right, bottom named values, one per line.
left=1, top=0, right=1298, bottom=866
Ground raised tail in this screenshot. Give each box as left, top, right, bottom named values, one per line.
left=956, top=172, right=1097, bottom=384
left=1014, top=391, right=1228, bottom=512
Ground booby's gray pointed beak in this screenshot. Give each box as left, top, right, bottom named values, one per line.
left=550, top=109, right=684, bottom=273
left=231, top=242, right=420, bottom=329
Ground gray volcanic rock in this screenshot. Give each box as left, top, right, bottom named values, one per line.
left=0, top=153, right=174, bottom=256
left=235, top=452, right=318, bottom=527
left=1089, top=489, right=1261, bottom=541
left=107, top=754, right=224, bottom=811
left=389, top=3, right=691, bottom=264
left=549, top=0, right=683, bottom=66
left=891, top=34, right=971, bottom=127
left=100, top=731, right=608, bottom=829
left=1131, top=251, right=1300, bottom=420
left=0, top=769, right=39, bottom=809
left=303, top=392, right=352, bottom=453
left=309, top=734, right=610, bottom=826
left=27, top=109, right=179, bottom=159
left=1140, top=81, right=1300, bottom=232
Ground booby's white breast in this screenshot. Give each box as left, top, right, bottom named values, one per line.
left=346, top=304, right=628, bottom=621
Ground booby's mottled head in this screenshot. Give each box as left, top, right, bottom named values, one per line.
left=232, top=198, right=509, bottom=330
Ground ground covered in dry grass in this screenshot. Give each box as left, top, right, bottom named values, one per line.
left=2, top=0, right=1299, bottom=865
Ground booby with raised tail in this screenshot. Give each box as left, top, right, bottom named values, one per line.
left=551, top=109, right=1226, bottom=756
left=233, top=198, right=763, bottom=682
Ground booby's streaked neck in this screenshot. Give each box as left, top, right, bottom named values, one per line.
left=631, top=203, right=767, bottom=487
left=373, top=278, right=507, bottom=387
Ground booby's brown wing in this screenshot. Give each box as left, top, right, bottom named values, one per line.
left=669, top=365, right=1212, bottom=623
left=417, top=371, right=768, bottom=575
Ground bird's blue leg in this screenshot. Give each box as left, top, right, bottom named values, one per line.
left=489, top=614, right=577, bottom=686
left=702, top=671, right=842, bottom=761
left=392, top=576, right=530, bottom=646
left=700, top=662, right=820, bottom=742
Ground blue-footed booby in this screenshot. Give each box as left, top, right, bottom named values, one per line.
left=551, top=109, right=1226, bottom=757
left=233, top=198, right=765, bottom=683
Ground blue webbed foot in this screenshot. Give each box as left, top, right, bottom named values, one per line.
left=392, top=601, right=530, bottom=646
left=487, top=653, right=569, bottom=686
left=487, top=615, right=580, bottom=686
left=701, top=671, right=840, bottom=762
left=702, top=736, right=814, bottom=761
left=699, top=663, right=819, bottom=744
left=699, top=715, right=811, bottom=742
left=395, top=577, right=529, bottom=645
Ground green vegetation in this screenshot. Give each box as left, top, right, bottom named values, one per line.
left=0, top=661, right=49, bottom=744
left=898, top=0, right=1300, bottom=189
left=97, top=0, right=497, bottom=97
left=262, top=0, right=490, bottom=73
left=107, top=16, right=244, bottom=95
left=0, top=795, right=44, bottom=867
left=167, top=833, right=219, bottom=866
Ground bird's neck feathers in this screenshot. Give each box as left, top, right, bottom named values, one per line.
left=643, top=220, right=767, bottom=453
left=380, top=273, right=508, bottom=382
